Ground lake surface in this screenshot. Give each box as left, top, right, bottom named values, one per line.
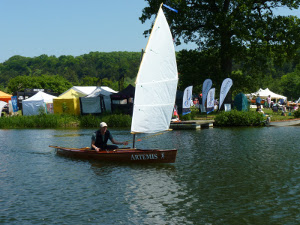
left=0, top=126, right=299, bottom=224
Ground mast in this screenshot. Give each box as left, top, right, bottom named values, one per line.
left=132, top=48, right=144, bottom=148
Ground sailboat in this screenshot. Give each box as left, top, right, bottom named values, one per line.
left=50, top=5, right=178, bottom=163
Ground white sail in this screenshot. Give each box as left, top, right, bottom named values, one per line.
left=131, top=7, right=178, bottom=133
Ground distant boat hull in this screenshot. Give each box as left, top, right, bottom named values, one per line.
left=49, top=146, right=177, bottom=163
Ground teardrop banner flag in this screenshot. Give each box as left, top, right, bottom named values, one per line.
left=202, top=79, right=212, bottom=110
left=219, top=78, right=233, bottom=109
left=11, top=96, right=19, bottom=113
left=182, top=86, right=193, bottom=115
left=207, top=88, right=215, bottom=114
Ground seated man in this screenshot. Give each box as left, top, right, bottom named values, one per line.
left=91, top=122, right=128, bottom=151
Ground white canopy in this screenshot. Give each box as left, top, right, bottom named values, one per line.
left=248, top=88, right=287, bottom=101
left=81, top=86, right=117, bottom=114
left=22, top=91, right=57, bottom=116
left=0, top=100, right=7, bottom=117
left=86, top=86, right=117, bottom=97
left=59, top=86, right=97, bottom=97
left=24, top=91, right=57, bottom=103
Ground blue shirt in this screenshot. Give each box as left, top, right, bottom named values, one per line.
left=256, top=97, right=261, bottom=104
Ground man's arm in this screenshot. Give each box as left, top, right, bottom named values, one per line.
left=111, top=138, right=128, bottom=145
left=91, top=140, right=101, bottom=152
left=91, top=133, right=101, bottom=152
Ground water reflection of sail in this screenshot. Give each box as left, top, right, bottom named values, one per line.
left=123, top=167, right=190, bottom=224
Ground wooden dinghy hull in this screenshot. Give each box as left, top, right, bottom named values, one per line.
left=49, top=146, right=177, bottom=163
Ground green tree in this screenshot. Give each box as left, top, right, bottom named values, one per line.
left=0, top=52, right=141, bottom=90
left=7, top=75, right=72, bottom=94
left=140, top=1, right=300, bottom=80
left=280, top=68, right=300, bottom=99
left=177, top=49, right=219, bottom=93
left=80, top=76, right=99, bottom=86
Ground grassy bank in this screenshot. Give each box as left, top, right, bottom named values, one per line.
left=194, top=107, right=298, bottom=122
left=0, top=107, right=299, bottom=129
left=0, top=113, right=132, bottom=129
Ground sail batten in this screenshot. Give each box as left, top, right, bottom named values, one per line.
left=131, top=7, right=178, bottom=134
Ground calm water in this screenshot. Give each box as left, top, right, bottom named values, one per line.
left=0, top=126, right=299, bottom=224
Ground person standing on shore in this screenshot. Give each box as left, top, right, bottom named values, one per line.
left=267, top=95, right=271, bottom=108
left=256, top=95, right=261, bottom=107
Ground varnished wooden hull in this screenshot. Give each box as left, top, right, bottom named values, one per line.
left=49, top=146, right=177, bottom=163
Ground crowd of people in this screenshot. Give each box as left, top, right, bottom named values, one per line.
left=253, top=94, right=300, bottom=117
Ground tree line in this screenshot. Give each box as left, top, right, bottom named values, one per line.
left=0, top=49, right=300, bottom=99
left=0, top=52, right=141, bottom=94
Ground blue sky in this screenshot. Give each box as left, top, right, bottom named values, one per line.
left=0, top=0, right=299, bottom=63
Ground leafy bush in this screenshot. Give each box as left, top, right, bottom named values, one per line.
left=214, top=110, right=265, bottom=126
left=0, top=113, right=132, bottom=129
left=180, top=110, right=197, bottom=121
left=79, top=114, right=101, bottom=128
left=79, top=114, right=131, bottom=128
left=294, top=109, right=300, bottom=118
left=106, top=114, right=132, bottom=127
left=0, top=114, right=61, bottom=128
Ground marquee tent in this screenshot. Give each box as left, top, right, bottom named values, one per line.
left=22, top=91, right=57, bottom=116
left=234, top=93, right=249, bottom=111
left=0, top=91, right=12, bottom=103
left=247, top=88, right=287, bottom=101
left=53, top=89, right=87, bottom=115
left=110, top=85, right=135, bottom=114
left=110, top=84, right=135, bottom=101
left=0, top=100, right=7, bottom=117
left=59, top=86, right=97, bottom=97
left=80, top=86, right=117, bottom=114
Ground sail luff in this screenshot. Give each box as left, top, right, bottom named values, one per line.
left=135, top=4, right=163, bottom=85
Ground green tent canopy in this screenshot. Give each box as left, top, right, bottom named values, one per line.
left=234, top=93, right=249, bottom=111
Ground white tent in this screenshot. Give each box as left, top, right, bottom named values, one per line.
left=22, top=91, right=57, bottom=116
left=248, top=88, right=287, bottom=101
left=80, top=86, right=117, bottom=114
left=58, top=86, right=97, bottom=97
left=0, top=100, right=7, bottom=117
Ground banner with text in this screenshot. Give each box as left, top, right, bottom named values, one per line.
left=11, top=96, right=19, bottom=113
left=182, top=85, right=193, bottom=115
left=202, top=79, right=212, bottom=109
left=219, top=78, right=233, bottom=109
left=207, top=88, right=215, bottom=114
